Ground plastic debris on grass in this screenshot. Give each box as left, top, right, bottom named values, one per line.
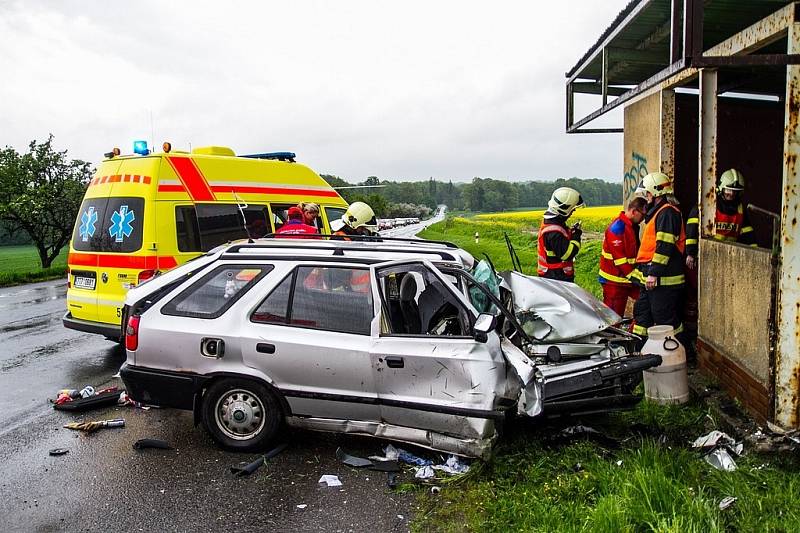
left=692, top=430, right=743, bottom=471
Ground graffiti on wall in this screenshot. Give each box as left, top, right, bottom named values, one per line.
left=623, top=152, right=648, bottom=200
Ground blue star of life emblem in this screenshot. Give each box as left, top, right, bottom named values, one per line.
left=109, top=205, right=135, bottom=243
left=78, top=207, right=98, bottom=242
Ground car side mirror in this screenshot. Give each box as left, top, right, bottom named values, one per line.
left=473, top=313, right=497, bottom=343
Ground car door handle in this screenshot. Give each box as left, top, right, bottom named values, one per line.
left=385, top=356, right=404, bottom=368
left=256, top=343, right=276, bottom=354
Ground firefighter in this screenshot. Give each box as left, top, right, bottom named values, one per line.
left=685, top=168, right=756, bottom=270
left=713, top=169, right=756, bottom=245
left=598, top=196, right=647, bottom=316
left=331, top=201, right=378, bottom=292
left=274, top=206, right=318, bottom=237
left=332, top=201, right=378, bottom=240
left=631, top=172, right=686, bottom=340
left=537, top=187, right=585, bottom=282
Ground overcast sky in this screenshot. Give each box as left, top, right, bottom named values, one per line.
left=0, top=0, right=629, bottom=182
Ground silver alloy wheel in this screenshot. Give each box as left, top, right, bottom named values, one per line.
left=214, top=388, right=266, bottom=441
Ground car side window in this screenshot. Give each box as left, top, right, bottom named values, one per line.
left=251, top=266, right=373, bottom=335
left=377, top=264, right=472, bottom=337
left=162, top=265, right=272, bottom=319
left=325, top=207, right=347, bottom=232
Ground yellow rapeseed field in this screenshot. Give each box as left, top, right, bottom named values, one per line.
left=474, top=205, right=622, bottom=233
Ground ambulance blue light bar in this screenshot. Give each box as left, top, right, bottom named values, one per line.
left=240, top=151, right=296, bottom=162
left=133, top=140, right=150, bottom=156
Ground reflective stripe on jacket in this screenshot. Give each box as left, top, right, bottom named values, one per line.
left=537, top=222, right=577, bottom=278
left=633, top=202, right=686, bottom=287
left=598, top=212, right=637, bottom=285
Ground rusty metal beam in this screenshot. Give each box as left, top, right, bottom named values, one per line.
left=775, top=17, right=800, bottom=429
left=660, top=89, right=676, bottom=178
left=670, top=0, right=683, bottom=62
left=569, top=128, right=624, bottom=134
left=698, top=68, right=717, bottom=238
left=567, top=59, right=688, bottom=134
left=602, top=48, right=609, bottom=106
left=565, top=0, right=659, bottom=85
left=571, top=82, right=628, bottom=97
left=566, top=81, right=574, bottom=130
left=704, top=2, right=794, bottom=58
left=684, top=0, right=704, bottom=59
left=694, top=54, right=800, bottom=67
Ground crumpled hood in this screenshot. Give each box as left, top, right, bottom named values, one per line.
left=499, top=271, right=620, bottom=342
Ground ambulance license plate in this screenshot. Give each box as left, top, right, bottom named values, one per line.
left=74, top=276, right=96, bottom=290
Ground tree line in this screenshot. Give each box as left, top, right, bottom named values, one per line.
left=322, top=175, right=622, bottom=215
left=0, top=136, right=622, bottom=268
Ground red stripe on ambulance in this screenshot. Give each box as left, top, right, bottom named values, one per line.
left=166, top=157, right=216, bottom=201
left=209, top=185, right=340, bottom=198
left=68, top=252, right=178, bottom=270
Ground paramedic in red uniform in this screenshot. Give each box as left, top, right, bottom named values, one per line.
left=598, top=196, right=647, bottom=316
left=275, top=206, right=318, bottom=238
left=537, top=187, right=585, bottom=283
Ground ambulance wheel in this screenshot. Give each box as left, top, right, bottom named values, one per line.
left=202, top=378, right=283, bottom=452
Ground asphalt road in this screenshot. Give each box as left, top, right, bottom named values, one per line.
left=0, top=280, right=420, bottom=532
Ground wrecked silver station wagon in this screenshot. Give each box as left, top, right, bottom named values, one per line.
left=119, top=237, right=660, bottom=458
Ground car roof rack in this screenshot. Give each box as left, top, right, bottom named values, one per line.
left=223, top=236, right=461, bottom=262
left=253, top=234, right=459, bottom=248
left=240, top=152, right=296, bottom=162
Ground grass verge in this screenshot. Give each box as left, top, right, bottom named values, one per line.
left=412, top=400, right=800, bottom=532
left=0, top=245, right=68, bottom=287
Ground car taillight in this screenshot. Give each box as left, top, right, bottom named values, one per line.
left=138, top=269, right=157, bottom=284
left=67, top=268, right=71, bottom=289
left=125, top=315, right=140, bottom=351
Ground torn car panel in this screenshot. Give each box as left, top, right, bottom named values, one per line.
left=500, top=270, right=621, bottom=342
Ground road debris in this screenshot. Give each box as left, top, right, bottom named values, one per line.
left=48, top=448, right=69, bottom=456
left=133, top=438, right=173, bottom=450
left=296, top=504, right=307, bottom=510
left=692, top=430, right=742, bottom=471
left=746, top=424, right=800, bottom=454
left=336, top=447, right=373, bottom=467
left=387, top=472, right=399, bottom=489
left=63, top=418, right=125, bottom=433
left=550, top=425, right=621, bottom=449
left=415, top=466, right=435, bottom=479
left=318, top=475, right=343, bottom=487
left=229, top=442, right=288, bottom=477
left=52, top=387, right=121, bottom=412
left=719, top=496, right=738, bottom=511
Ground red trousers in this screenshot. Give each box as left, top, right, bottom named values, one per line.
left=602, top=283, right=640, bottom=317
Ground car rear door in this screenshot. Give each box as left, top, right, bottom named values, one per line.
left=369, top=260, right=510, bottom=441
left=241, top=264, right=380, bottom=421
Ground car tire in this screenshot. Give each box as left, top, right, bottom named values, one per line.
left=201, top=378, right=283, bottom=452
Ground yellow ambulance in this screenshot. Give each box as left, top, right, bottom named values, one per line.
left=63, top=143, right=348, bottom=340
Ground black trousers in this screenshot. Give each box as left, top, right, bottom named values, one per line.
left=633, top=285, right=684, bottom=337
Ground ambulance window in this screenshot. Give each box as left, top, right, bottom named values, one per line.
left=325, top=207, right=347, bottom=231
left=270, top=204, right=295, bottom=232
left=72, top=197, right=144, bottom=253
left=192, top=204, right=270, bottom=250
left=176, top=206, right=201, bottom=252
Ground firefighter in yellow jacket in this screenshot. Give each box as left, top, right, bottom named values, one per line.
left=631, top=172, right=686, bottom=341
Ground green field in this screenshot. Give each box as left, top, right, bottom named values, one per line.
left=419, top=215, right=603, bottom=298
left=0, top=245, right=68, bottom=286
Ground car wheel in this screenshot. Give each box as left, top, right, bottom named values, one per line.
left=201, top=378, right=283, bottom=452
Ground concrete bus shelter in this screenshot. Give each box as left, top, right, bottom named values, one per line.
left=566, top=0, right=800, bottom=428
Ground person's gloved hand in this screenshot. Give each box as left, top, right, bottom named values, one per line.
left=571, top=227, right=583, bottom=241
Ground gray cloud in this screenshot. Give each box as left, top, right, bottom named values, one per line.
left=0, top=0, right=628, bottom=182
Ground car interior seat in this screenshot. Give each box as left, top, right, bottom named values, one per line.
left=399, top=274, right=422, bottom=334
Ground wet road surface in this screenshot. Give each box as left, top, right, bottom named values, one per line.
left=0, top=280, right=417, bottom=532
